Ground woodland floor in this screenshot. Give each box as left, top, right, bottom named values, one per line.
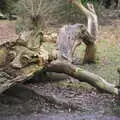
left=0, top=11, right=120, bottom=120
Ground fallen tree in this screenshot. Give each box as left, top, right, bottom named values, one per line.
left=0, top=29, right=119, bottom=95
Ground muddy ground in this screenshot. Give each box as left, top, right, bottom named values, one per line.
left=0, top=82, right=120, bottom=120
left=0, top=10, right=120, bottom=120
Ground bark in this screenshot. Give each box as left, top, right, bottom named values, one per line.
left=78, top=26, right=96, bottom=63
left=83, top=43, right=96, bottom=64
left=118, top=0, right=120, bottom=8
left=117, top=67, right=120, bottom=86
left=45, top=60, right=118, bottom=94
left=0, top=74, right=30, bottom=94
left=57, top=23, right=96, bottom=64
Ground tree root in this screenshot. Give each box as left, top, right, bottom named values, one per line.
left=25, top=85, right=80, bottom=111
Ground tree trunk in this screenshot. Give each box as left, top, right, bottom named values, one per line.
left=45, top=60, right=118, bottom=94
left=83, top=43, right=96, bottom=64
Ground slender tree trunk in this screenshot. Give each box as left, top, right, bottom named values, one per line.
left=70, top=0, right=98, bottom=64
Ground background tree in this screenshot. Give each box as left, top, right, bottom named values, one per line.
left=0, top=0, right=19, bottom=14
left=16, top=0, right=88, bottom=32
left=16, top=0, right=63, bottom=31
left=98, top=0, right=120, bottom=9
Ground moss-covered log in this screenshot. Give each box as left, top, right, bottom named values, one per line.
left=46, top=60, right=119, bottom=95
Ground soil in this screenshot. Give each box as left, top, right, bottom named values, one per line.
left=0, top=82, right=120, bottom=120
left=0, top=20, right=18, bottom=45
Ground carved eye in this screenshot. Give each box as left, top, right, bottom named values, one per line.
left=20, top=54, right=31, bottom=66
left=30, top=54, right=39, bottom=63
left=20, top=53, right=38, bottom=66
left=31, top=54, right=38, bottom=58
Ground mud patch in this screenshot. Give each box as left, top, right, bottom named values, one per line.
left=0, top=82, right=120, bottom=119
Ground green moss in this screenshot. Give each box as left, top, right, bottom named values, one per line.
left=55, top=81, right=92, bottom=90
left=75, top=68, right=84, bottom=72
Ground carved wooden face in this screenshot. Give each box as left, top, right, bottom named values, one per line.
left=8, top=45, right=40, bottom=69
left=7, top=31, right=43, bottom=69
left=0, top=31, right=45, bottom=77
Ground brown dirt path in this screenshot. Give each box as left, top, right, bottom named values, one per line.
left=0, top=20, right=18, bottom=45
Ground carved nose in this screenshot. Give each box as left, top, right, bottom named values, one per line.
left=10, top=55, right=22, bottom=69
left=10, top=61, right=22, bottom=69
